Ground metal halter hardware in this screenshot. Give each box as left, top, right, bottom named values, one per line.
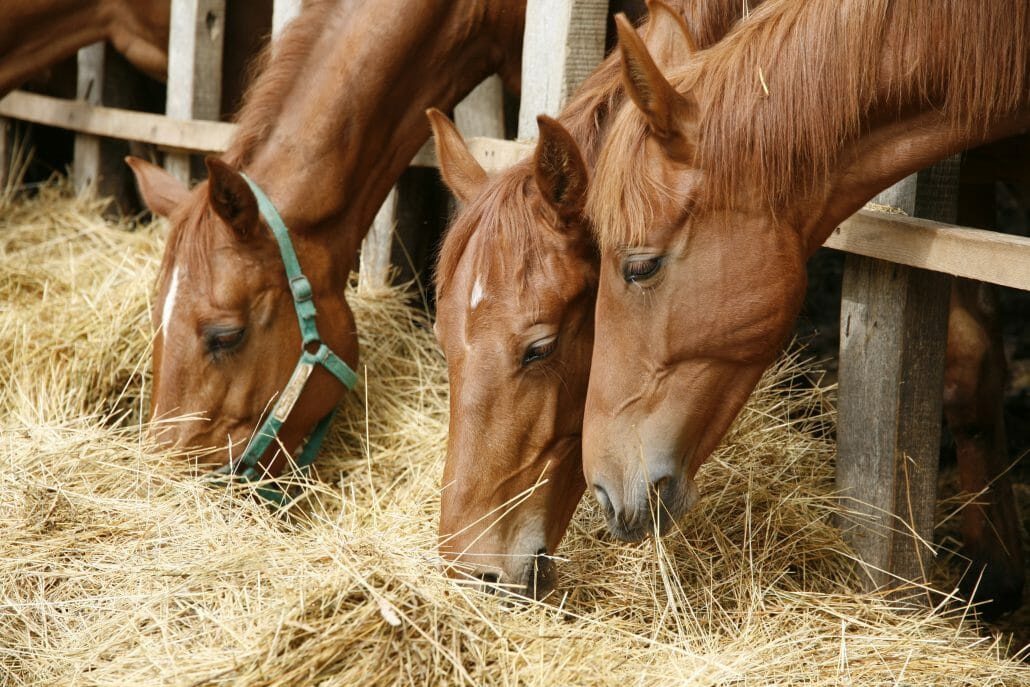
left=211, top=174, right=358, bottom=504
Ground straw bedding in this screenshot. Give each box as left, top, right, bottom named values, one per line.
left=0, top=180, right=1026, bottom=686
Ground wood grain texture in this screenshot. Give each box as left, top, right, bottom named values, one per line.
left=454, top=76, right=506, bottom=139
left=359, top=186, right=397, bottom=293
left=72, top=43, right=137, bottom=212
left=836, top=162, right=959, bottom=594
left=517, top=0, right=608, bottom=138
left=0, top=91, right=235, bottom=154
left=826, top=211, right=1030, bottom=291
left=165, top=0, right=226, bottom=182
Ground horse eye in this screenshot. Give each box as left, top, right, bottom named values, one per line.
left=521, top=335, right=558, bottom=367
left=622, top=256, right=663, bottom=283
left=204, top=327, right=246, bottom=355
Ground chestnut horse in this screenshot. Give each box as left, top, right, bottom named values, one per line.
left=585, top=0, right=1028, bottom=611
left=0, top=0, right=169, bottom=95
left=429, top=0, right=751, bottom=597
left=126, top=0, right=525, bottom=473
left=0, top=0, right=272, bottom=118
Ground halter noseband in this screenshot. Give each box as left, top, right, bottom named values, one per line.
left=212, top=174, right=358, bottom=504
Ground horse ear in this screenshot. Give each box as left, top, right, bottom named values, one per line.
left=615, top=13, right=698, bottom=160
left=643, top=0, right=698, bottom=66
left=426, top=108, right=487, bottom=203
left=125, top=156, right=188, bottom=218
left=534, top=115, right=588, bottom=224
left=204, top=157, right=259, bottom=240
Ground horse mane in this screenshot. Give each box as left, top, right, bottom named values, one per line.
left=224, top=0, right=338, bottom=167
left=589, top=0, right=1030, bottom=248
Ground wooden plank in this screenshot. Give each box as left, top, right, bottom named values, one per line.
left=72, top=43, right=145, bottom=213
left=73, top=44, right=106, bottom=196
left=827, top=210, right=1030, bottom=292
left=359, top=186, right=398, bottom=293
left=0, top=90, right=535, bottom=171
left=836, top=160, right=960, bottom=596
left=0, top=91, right=235, bottom=154
left=517, top=0, right=608, bottom=138
left=165, top=0, right=226, bottom=182
left=410, top=136, right=530, bottom=172
left=0, top=116, right=12, bottom=192
left=372, top=76, right=510, bottom=292
left=272, top=0, right=302, bottom=38
left=454, top=76, right=506, bottom=139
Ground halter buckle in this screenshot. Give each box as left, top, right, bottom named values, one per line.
left=290, top=275, right=313, bottom=302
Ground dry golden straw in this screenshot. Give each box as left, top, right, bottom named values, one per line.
left=0, top=180, right=1026, bottom=686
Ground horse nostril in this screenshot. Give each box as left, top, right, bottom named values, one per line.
left=477, top=572, right=499, bottom=585
left=651, top=475, right=673, bottom=503
left=535, top=547, right=548, bottom=557
left=593, top=483, right=614, bottom=518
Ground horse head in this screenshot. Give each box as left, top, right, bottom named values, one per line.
left=128, top=156, right=358, bottom=473
left=582, top=13, right=807, bottom=541
left=429, top=110, right=597, bottom=598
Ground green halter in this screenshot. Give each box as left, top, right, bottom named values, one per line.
left=212, top=174, right=358, bottom=504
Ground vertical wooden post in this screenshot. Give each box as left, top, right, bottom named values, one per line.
left=165, top=0, right=226, bottom=183
left=74, top=43, right=156, bottom=213
left=836, top=158, right=961, bottom=595
left=74, top=44, right=107, bottom=197
left=0, top=116, right=14, bottom=194
left=517, top=0, right=608, bottom=137
left=454, top=75, right=506, bottom=139
left=272, top=0, right=302, bottom=38
left=358, top=187, right=399, bottom=293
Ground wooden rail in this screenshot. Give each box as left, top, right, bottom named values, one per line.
left=0, top=90, right=533, bottom=173
left=830, top=210, right=1030, bottom=291
left=6, top=91, right=1030, bottom=292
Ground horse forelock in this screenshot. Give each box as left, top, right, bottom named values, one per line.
left=590, top=0, right=1030, bottom=248
left=586, top=102, right=679, bottom=250
left=437, top=162, right=558, bottom=308
left=156, top=189, right=221, bottom=306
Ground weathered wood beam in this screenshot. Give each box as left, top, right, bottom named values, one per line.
left=828, top=210, right=1030, bottom=291
left=165, top=0, right=226, bottom=182
left=517, top=0, right=608, bottom=138
left=836, top=159, right=960, bottom=597
left=0, top=91, right=235, bottom=154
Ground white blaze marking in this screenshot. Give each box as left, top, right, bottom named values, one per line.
left=470, top=276, right=485, bottom=311
left=161, top=266, right=181, bottom=339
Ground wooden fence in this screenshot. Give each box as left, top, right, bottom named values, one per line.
left=1, top=0, right=1028, bottom=597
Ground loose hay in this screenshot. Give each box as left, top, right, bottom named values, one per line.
left=0, top=180, right=1026, bottom=686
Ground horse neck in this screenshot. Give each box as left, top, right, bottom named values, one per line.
left=230, top=0, right=523, bottom=270
left=0, top=1, right=106, bottom=96
left=692, top=0, right=1030, bottom=253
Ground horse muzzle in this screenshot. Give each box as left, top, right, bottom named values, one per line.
left=593, top=469, right=699, bottom=541
left=458, top=549, right=558, bottom=600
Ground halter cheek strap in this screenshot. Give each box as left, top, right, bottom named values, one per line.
left=211, top=174, right=358, bottom=504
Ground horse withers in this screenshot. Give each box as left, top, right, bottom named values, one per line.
left=584, top=0, right=1029, bottom=612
